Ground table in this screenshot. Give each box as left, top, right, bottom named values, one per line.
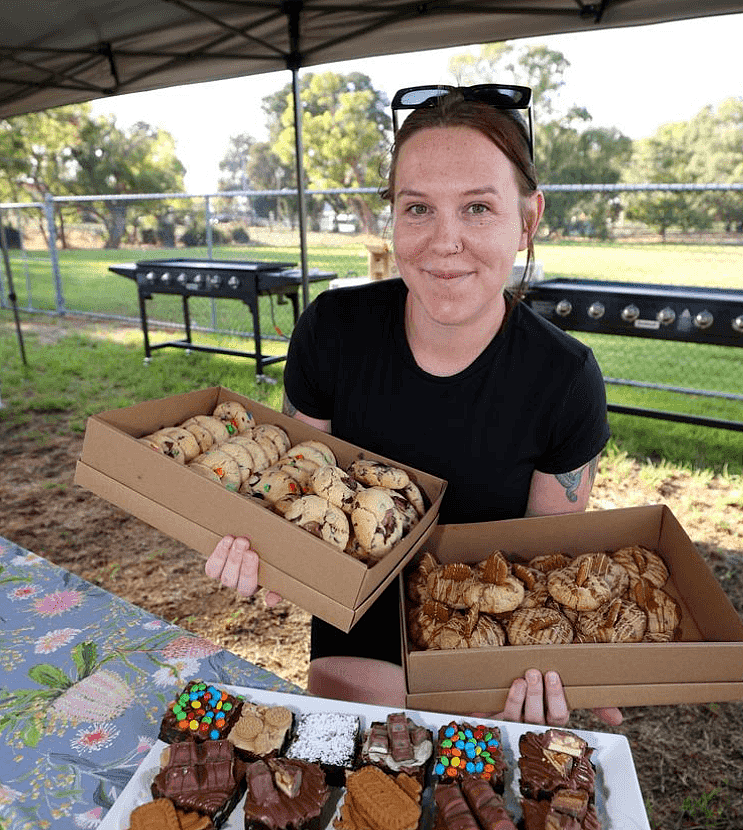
left=109, top=260, right=336, bottom=378
left=0, top=535, right=302, bottom=829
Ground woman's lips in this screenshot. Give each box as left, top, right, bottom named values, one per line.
left=425, top=269, right=471, bottom=280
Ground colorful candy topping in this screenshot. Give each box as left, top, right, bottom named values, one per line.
left=434, top=722, right=501, bottom=781
left=171, top=683, right=237, bottom=741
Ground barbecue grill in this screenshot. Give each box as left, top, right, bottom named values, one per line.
left=526, top=279, right=743, bottom=348
left=526, top=278, right=743, bottom=431
left=110, top=258, right=335, bottom=377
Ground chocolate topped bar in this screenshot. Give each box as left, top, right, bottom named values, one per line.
left=361, top=712, right=433, bottom=783
left=151, top=739, right=246, bottom=828
left=243, top=758, right=330, bottom=830
left=520, top=796, right=602, bottom=829
left=518, top=730, right=595, bottom=803
left=434, top=778, right=517, bottom=829
left=434, top=722, right=506, bottom=792
left=159, top=681, right=244, bottom=744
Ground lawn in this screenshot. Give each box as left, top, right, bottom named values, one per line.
left=2, top=234, right=742, bottom=472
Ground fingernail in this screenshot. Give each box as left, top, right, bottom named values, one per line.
left=546, top=671, right=560, bottom=686
left=526, top=669, right=540, bottom=684
left=235, top=537, right=250, bottom=554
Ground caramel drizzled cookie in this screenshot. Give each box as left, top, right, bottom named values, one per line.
left=631, top=580, right=682, bottom=639
left=528, top=553, right=573, bottom=573
left=547, top=554, right=614, bottom=611
left=507, top=607, right=574, bottom=646
left=406, top=551, right=439, bottom=605
left=613, top=545, right=669, bottom=589
left=575, top=597, right=647, bottom=643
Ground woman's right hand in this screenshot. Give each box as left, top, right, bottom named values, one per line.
left=204, top=535, right=283, bottom=606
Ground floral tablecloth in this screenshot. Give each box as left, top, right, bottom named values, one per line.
left=0, top=536, right=301, bottom=830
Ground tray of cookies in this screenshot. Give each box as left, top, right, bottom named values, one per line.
left=75, top=386, right=447, bottom=631
left=99, top=683, right=649, bottom=829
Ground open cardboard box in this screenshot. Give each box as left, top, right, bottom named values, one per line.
left=402, top=505, right=743, bottom=713
left=74, top=386, right=446, bottom=632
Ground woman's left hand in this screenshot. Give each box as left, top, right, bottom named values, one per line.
left=475, top=669, right=623, bottom=727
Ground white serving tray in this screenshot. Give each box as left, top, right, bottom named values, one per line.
left=100, top=686, right=650, bottom=830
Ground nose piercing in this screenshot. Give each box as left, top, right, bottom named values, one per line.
left=452, top=242, right=463, bottom=254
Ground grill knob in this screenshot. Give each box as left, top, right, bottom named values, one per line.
left=694, top=310, right=714, bottom=329
left=621, top=304, right=640, bottom=322
left=228, top=276, right=240, bottom=290
left=555, top=299, right=572, bottom=317
left=588, top=301, right=605, bottom=320
left=145, top=271, right=155, bottom=282
left=193, top=273, right=203, bottom=285
left=177, top=272, right=187, bottom=284
left=160, top=271, right=170, bottom=284
left=657, top=306, right=676, bottom=325
left=732, top=315, right=743, bottom=334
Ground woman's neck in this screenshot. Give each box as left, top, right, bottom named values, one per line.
left=404, top=294, right=507, bottom=377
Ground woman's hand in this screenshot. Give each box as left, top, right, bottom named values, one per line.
left=204, top=535, right=282, bottom=606
left=481, top=670, right=623, bottom=727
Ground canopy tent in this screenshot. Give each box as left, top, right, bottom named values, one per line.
left=1, top=0, right=741, bottom=337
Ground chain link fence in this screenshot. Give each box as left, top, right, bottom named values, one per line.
left=1, top=185, right=742, bottom=429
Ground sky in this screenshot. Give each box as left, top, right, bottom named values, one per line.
left=89, top=12, right=743, bottom=194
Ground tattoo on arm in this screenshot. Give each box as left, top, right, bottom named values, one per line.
left=555, top=454, right=601, bottom=504
left=282, top=393, right=297, bottom=417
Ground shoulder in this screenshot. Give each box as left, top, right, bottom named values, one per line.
left=312, top=278, right=406, bottom=316
left=507, top=300, right=596, bottom=368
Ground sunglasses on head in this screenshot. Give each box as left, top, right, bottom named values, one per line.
left=391, top=83, right=534, bottom=160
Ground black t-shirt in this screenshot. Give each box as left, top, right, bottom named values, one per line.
left=284, top=279, right=610, bottom=666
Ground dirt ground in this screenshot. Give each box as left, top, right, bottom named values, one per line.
left=1, top=372, right=742, bottom=827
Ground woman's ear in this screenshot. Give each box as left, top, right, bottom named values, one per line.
left=519, top=190, right=545, bottom=250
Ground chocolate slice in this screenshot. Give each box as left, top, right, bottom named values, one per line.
left=243, top=758, right=329, bottom=830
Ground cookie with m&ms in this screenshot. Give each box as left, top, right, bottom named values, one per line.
left=433, top=721, right=506, bottom=793
left=158, top=681, right=244, bottom=744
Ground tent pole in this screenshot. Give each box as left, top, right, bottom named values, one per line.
left=0, top=211, right=28, bottom=367
left=290, top=66, right=310, bottom=310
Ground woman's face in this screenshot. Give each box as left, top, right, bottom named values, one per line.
left=392, top=125, right=540, bottom=330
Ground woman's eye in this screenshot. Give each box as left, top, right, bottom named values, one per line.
left=468, top=203, right=490, bottom=215
left=407, top=204, right=428, bottom=216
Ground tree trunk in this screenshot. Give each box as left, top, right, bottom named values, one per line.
left=104, top=202, right=128, bottom=249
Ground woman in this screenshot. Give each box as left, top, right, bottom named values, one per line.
left=206, top=85, right=620, bottom=727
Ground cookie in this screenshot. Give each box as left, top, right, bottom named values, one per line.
left=182, top=414, right=230, bottom=446
left=427, top=563, right=475, bottom=610
left=141, top=430, right=186, bottom=464
left=347, top=459, right=410, bottom=489
left=227, top=702, right=293, bottom=761
left=244, top=468, right=302, bottom=505
left=340, top=765, right=421, bottom=830
left=189, top=449, right=241, bottom=491
left=179, top=419, right=214, bottom=453
left=252, top=423, right=292, bottom=457
left=507, top=607, right=574, bottom=645
left=631, top=580, right=682, bottom=639
left=283, top=494, right=350, bottom=551
left=573, top=551, right=629, bottom=598
left=128, top=798, right=181, bottom=830
left=468, top=551, right=524, bottom=614
left=217, top=441, right=254, bottom=484
left=228, top=435, right=271, bottom=472
left=351, top=487, right=404, bottom=555
left=310, top=464, right=362, bottom=513
left=546, top=556, right=613, bottom=611
left=575, top=597, right=647, bottom=643
left=161, top=426, right=201, bottom=462
left=406, top=551, right=439, bottom=604
left=274, top=456, right=320, bottom=493
left=409, top=603, right=506, bottom=650
left=528, top=553, right=573, bottom=573
left=252, top=432, right=281, bottom=465
left=285, top=440, right=336, bottom=468
left=400, top=480, right=426, bottom=517
left=212, top=400, right=255, bottom=435
left=612, top=545, right=669, bottom=589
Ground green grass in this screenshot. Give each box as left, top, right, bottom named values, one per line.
left=2, top=237, right=743, bottom=473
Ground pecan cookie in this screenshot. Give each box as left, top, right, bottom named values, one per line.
left=351, top=486, right=404, bottom=555
left=507, top=607, right=574, bottom=646
left=575, top=598, right=647, bottom=643
left=546, top=555, right=613, bottom=611
left=612, top=545, right=669, bottom=589
left=466, top=552, right=524, bottom=615
left=283, top=494, right=350, bottom=551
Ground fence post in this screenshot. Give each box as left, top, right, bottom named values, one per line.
left=43, top=193, right=65, bottom=315
left=204, top=194, right=217, bottom=329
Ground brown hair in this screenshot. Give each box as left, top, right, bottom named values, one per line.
left=381, top=89, right=540, bottom=300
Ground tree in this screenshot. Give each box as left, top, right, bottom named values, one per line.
left=623, top=122, right=711, bottom=240
left=68, top=116, right=186, bottom=248
left=263, top=71, right=391, bottom=232
left=447, top=44, right=631, bottom=238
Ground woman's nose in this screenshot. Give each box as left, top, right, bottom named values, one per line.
left=429, top=212, right=463, bottom=256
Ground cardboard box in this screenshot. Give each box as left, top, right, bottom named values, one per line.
left=402, top=505, right=743, bottom=713
left=74, top=386, right=446, bottom=632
